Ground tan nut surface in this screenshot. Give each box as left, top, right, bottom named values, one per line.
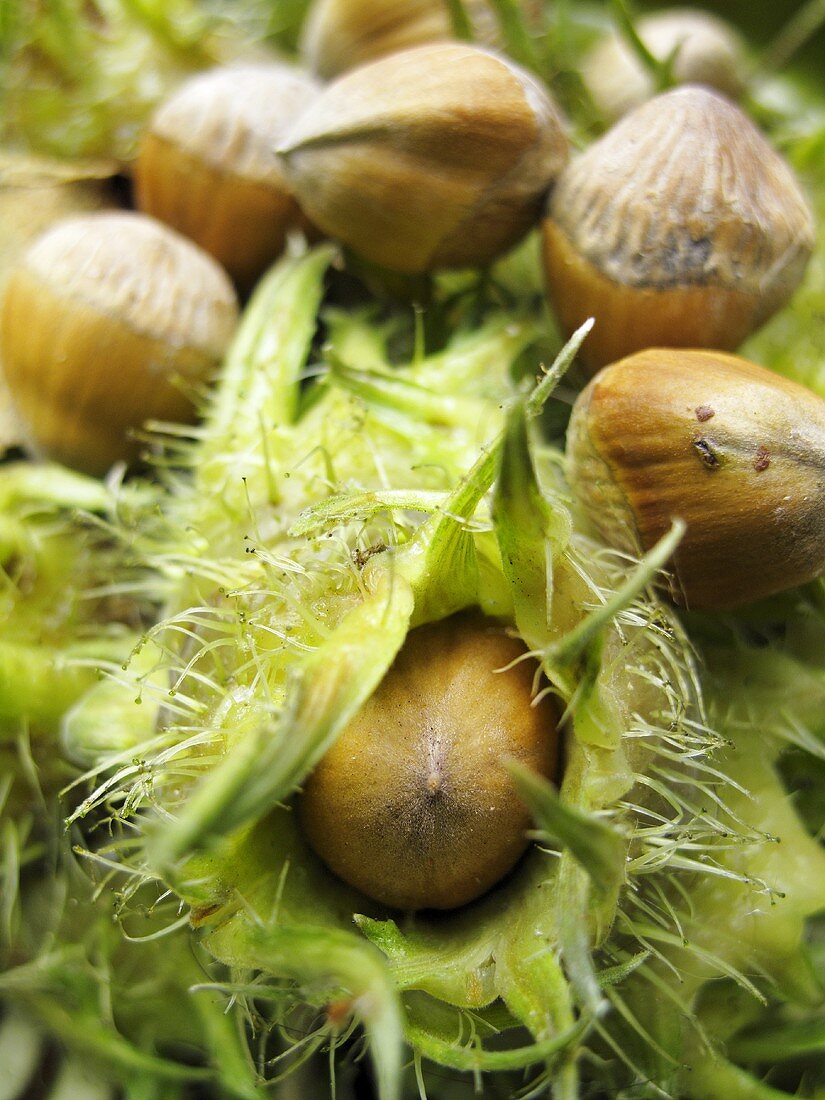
left=0, top=154, right=118, bottom=456
left=136, top=64, right=320, bottom=290
left=280, top=42, right=568, bottom=275
left=567, top=349, right=825, bottom=609
left=582, top=9, right=746, bottom=121
left=543, top=86, right=815, bottom=373
left=301, top=0, right=499, bottom=78
left=298, top=612, right=558, bottom=911
left=0, top=212, right=238, bottom=475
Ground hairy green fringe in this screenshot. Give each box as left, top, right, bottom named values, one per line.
left=48, top=238, right=825, bottom=1099
left=3, top=5, right=825, bottom=1096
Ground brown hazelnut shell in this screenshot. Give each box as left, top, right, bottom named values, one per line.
left=301, top=0, right=502, bottom=79
left=543, top=86, right=815, bottom=374
left=136, top=65, right=320, bottom=292
left=280, top=43, right=569, bottom=275
left=0, top=212, right=238, bottom=475
left=298, top=612, right=558, bottom=911
left=567, top=349, right=825, bottom=610
left=582, top=9, right=746, bottom=122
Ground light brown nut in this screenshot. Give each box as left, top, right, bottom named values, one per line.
left=299, top=612, right=558, bottom=910
left=567, top=348, right=825, bottom=609
left=280, top=42, right=568, bottom=275
left=0, top=212, right=238, bottom=475
left=542, top=87, right=815, bottom=373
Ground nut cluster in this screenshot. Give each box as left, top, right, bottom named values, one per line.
left=1, top=1, right=822, bottom=912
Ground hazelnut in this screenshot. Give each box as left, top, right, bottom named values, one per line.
left=542, top=87, right=815, bottom=373
left=135, top=64, right=320, bottom=291
left=279, top=42, right=568, bottom=275
left=0, top=212, right=238, bottom=475
left=298, top=612, right=558, bottom=910
left=582, top=9, right=746, bottom=121
left=300, top=0, right=548, bottom=80
left=567, top=348, right=825, bottom=609
left=302, top=0, right=499, bottom=78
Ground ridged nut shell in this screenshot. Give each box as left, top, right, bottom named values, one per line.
left=279, top=42, right=569, bottom=275
left=0, top=153, right=119, bottom=455
left=0, top=212, right=239, bottom=475
left=136, top=64, right=320, bottom=290
left=568, top=349, right=825, bottom=610
left=582, top=9, right=746, bottom=122
left=299, top=612, right=558, bottom=910
left=543, top=86, right=816, bottom=373
left=301, top=0, right=500, bottom=79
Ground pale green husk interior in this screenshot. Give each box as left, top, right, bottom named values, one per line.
left=3, top=234, right=816, bottom=1099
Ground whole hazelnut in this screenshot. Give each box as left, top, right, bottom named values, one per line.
left=567, top=348, right=825, bottom=609
left=542, top=87, right=815, bottom=373
left=280, top=42, right=568, bottom=275
left=298, top=612, right=558, bottom=910
left=136, top=64, right=320, bottom=292
left=0, top=212, right=238, bottom=475
left=582, top=9, right=746, bottom=121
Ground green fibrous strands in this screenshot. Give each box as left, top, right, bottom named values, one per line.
left=58, top=245, right=825, bottom=1098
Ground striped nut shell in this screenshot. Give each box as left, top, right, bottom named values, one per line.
left=582, top=9, right=746, bottom=122
left=543, top=86, right=815, bottom=373
left=136, top=64, right=320, bottom=291
left=301, top=0, right=501, bottom=79
left=567, top=348, right=825, bottom=610
left=0, top=212, right=238, bottom=475
left=279, top=42, right=569, bottom=275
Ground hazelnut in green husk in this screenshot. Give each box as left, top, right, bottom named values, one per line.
left=299, top=612, right=558, bottom=910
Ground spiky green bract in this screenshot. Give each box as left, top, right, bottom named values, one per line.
left=0, top=835, right=261, bottom=1098
left=0, top=465, right=261, bottom=1098
left=59, top=240, right=825, bottom=1098
left=507, top=762, right=625, bottom=902
left=0, top=0, right=250, bottom=162
left=148, top=569, right=415, bottom=870
left=207, top=921, right=404, bottom=1100
left=0, top=462, right=142, bottom=743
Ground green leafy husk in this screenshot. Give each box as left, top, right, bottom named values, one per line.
left=2, top=3, right=825, bottom=1097
left=46, top=220, right=825, bottom=1098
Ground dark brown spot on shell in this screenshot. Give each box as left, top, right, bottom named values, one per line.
left=692, top=436, right=721, bottom=469
left=754, top=445, right=770, bottom=472
left=695, top=405, right=715, bottom=422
